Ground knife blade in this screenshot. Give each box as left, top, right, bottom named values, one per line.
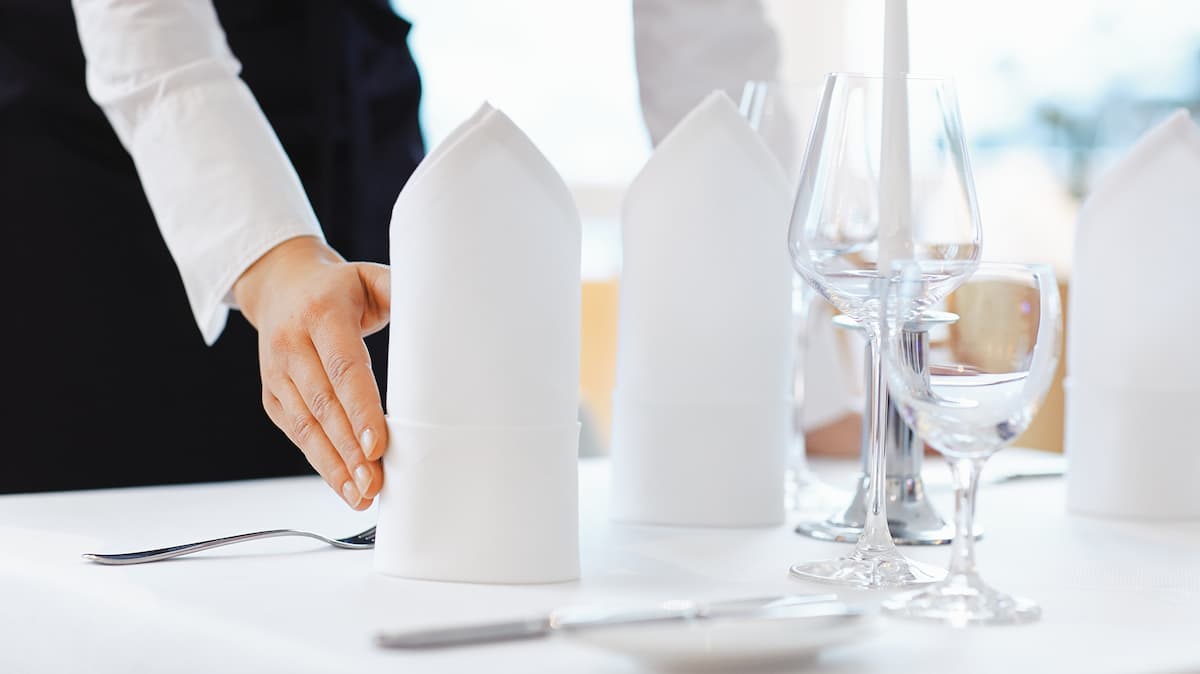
left=375, top=593, right=843, bottom=649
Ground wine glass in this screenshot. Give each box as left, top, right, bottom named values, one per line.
left=880, top=261, right=1062, bottom=625
left=739, top=79, right=822, bottom=186
left=740, top=79, right=850, bottom=515
left=787, top=72, right=982, bottom=588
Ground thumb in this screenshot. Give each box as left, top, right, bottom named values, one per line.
left=354, top=262, right=391, bottom=335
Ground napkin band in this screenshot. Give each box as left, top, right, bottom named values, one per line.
left=373, top=418, right=581, bottom=583
left=609, top=395, right=789, bottom=527
left=1064, top=382, right=1200, bottom=519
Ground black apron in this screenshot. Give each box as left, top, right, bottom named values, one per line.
left=0, top=1, right=424, bottom=492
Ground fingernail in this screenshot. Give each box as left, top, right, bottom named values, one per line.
left=360, top=428, right=376, bottom=458
left=341, top=480, right=361, bottom=506
left=354, top=465, right=372, bottom=494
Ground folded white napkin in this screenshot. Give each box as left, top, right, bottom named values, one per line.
left=609, top=91, right=794, bottom=527
left=1064, top=109, right=1200, bottom=519
left=374, top=103, right=582, bottom=582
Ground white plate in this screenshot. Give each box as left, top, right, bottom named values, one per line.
left=562, top=608, right=876, bottom=671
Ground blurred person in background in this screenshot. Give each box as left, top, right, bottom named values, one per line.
left=0, top=0, right=858, bottom=504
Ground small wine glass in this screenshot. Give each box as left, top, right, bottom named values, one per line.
left=787, top=72, right=982, bottom=588
left=880, top=261, right=1062, bottom=625
left=740, top=79, right=850, bottom=515
left=739, top=79, right=823, bottom=186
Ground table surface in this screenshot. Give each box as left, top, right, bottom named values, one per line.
left=2, top=451, right=1198, bottom=674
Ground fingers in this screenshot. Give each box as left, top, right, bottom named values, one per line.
left=309, top=309, right=389, bottom=464
left=263, top=381, right=374, bottom=510
left=283, top=337, right=385, bottom=499
left=355, top=263, right=391, bottom=336
left=263, top=375, right=377, bottom=511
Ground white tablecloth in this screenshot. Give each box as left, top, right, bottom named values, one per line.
left=1, top=454, right=1197, bottom=673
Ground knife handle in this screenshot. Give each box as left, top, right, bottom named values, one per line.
left=376, top=617, right=552, bottom=649
left=375, top=593, right=842, bottom=649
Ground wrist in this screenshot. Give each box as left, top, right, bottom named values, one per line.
left=233, top=236, right=341, bottom=326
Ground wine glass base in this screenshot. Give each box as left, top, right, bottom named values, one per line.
left=789, top=549, right=944, bottom=589
left=794, top=470, right=983, bottom=546
left=881, top=574, right=1041, bottom=626
left=794, top=516, right=980, bottom=546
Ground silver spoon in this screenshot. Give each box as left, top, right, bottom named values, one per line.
left=82, top=526, right=375, bottom=565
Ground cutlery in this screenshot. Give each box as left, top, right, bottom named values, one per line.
left=82, top=525, right=375, bottom=565
left=923, top=453, right=1066, bottom=488
left=986, top=466, right=1066, bottom=484
left=375, top=593, right=847, bottom=649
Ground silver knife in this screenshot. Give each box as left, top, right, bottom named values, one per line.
left=375, top=593, right=845, bottom=649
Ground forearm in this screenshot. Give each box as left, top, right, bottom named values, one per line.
left=72, top=0, right=324, bottom=344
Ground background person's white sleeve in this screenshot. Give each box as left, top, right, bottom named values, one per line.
left=632, top=0, right=781, bottom=145
left=632, top=0, right=861, bottom=428
left=71, top=0, right=325, bottom=346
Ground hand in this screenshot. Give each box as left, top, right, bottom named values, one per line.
left=804, top=412, right=863, bottom=458
left=233, top=236, right=390, bottom=510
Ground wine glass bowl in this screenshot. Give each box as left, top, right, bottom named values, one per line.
left=789, top=73, right=982, bottom=325
left=880, top=261, right=1063, bottom=625
left=786, top=72, right=982, bottom=588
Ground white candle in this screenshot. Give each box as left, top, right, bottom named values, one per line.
left=878, top=0, right=913, bottom=277
left=883, top=0, right=909, bottom=74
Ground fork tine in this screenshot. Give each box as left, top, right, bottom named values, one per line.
left=338, top=526, right=375, bottom=545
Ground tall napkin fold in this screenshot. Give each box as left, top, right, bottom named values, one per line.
left=609, top=91, right=794, bottom=527
left=374, top=103, right=582, bottom=582
left=1064, top=109, right=1200, bottom=519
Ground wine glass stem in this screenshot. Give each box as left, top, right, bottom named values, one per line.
left=857, top=328, right=895, bottom=553
left=945, top=456, right=985, bottom=578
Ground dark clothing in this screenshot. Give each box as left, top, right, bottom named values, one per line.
left=0, top=1, right=424, bottom=492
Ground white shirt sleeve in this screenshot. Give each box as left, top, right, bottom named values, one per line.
left=632, top=0, right=862, bottom=427
left=71, top=0, right=326, bottom=346
left=631, top=0, right=781, bottom=145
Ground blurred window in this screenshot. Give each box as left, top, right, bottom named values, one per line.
left=391, top=0, right=648, bottom=280
left=840, top=0, right=1200, bottom=273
